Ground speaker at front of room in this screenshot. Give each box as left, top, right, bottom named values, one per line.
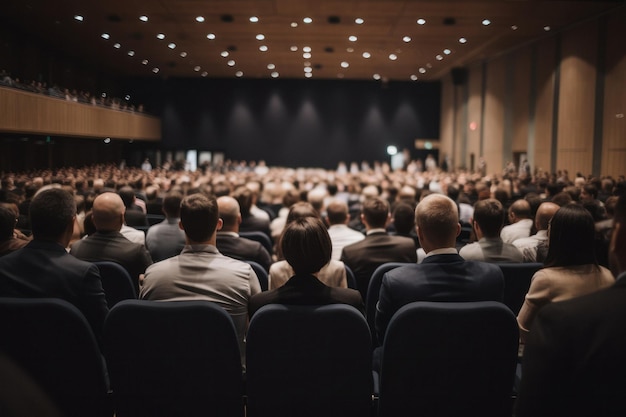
left=451, top=67, right=468, bottom=86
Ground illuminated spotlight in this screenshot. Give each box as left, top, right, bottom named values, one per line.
left=291, top=22, right=298, bottom=28
left=157, top=33, right=165, bottom=40
left=196, top=16, right=205, bottom=23
left=304, top=67, right=312, bottom=73
left=271, top=71, right=279, bottom=78
left=139, top=15, right=148, bottom=22
left=303, top=17, right=312, bottom=24
left=256, top=34, right=265, bottom=41
left=511, top=25, right=519, bottom=31
left=201, top=71, right=208, bottom=77
left=410, top=74, right=418, bottom=81
left=152, top=67, right=159, bottom=73
left=235, top=71, right=244, bottom=77
left=194, top=66, right=201, bottom=71
left=305, top=72, right=312, bottom=78
left=349, top=35, right=357, bottom=42
left=125, top=95, right=131, bottom=100
left=387, top=145, right=398, bottom=155
left=403, top=36, right=411, bottom=42
left=436, top=54, right=443, bottom=60
left=389, top=54, right=398, bottom=60
left=113, top=43, right=121, bottom=49
left=267, top=63, right=276, bottom=69
left=128, top=50, right=135, bottom=56
left=290, top=45, right=298, bottom=52
left=303, top=52, right=311, bottom=59
left=355, top=18, right=364, bottom=24
left=417, top=18, right=426, bottom=25
left=207, top=33, right=216, bottom=40
left=482, top=19, right=491, bottom=26
left=101, top=33, right=110, bottom=40
left=180, top=52, right=187, bottom=57
left=362, top=52, right=371, bottom=58
left=221, top=51, right=229, bottom=57
left=259, top=45, right=268, bottom=52
left=373, top=73, right=381, bottom=80
left=303, top=46, right=311, bottom=53
left=443, top=49, right=451, bottom=55
left=168, top=43, right=176, bottom=49
left=74, top=15, right=84, bottom=22
left=544, top=25, right=551, bottom=31
left=459, top=37, right=467, bottom=44
left=141, top=59, right=148, bottom=65
left=419, top=67, right=426, bottom=74
left=104, top=137, right=111, bottom=144
left=250, top=16, right=259, bottom=23
left=341, top=61, right=349, bottom=68
left=227, top=60, right=236, bottom=66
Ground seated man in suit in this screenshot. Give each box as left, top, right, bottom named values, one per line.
left=341, top=197, right=417, bottom=300
left=325, top=199, right=364, bottom=261
left=216, top=195, right=272, bottom=271
left=70, top=192, right=153, bottom=293
left=513, top=201, right=560, bottom=262
left=0, top=188, right=108, bottom=341
left=234, top=186, right=271, bottom=238
left=249, top=216, right=363, bottom=318
left=376, top=194, right=504, bottom=343
left=140, top=193, right=261, bottom=364
left=145, top=191, right=186, bottom=262
left=118, top=186, right=148, bottom=228
left=459, top=198, right=524, bottom=263
left=515, top=192, right=626, bottom=417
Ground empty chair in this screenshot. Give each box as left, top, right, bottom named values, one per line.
left=94, top=261, right=137, bottom=307
left=366, top=262, right=412, bottom=346
left=497, top=262, right=543, bottom=314
left=103, top=300, right=244, bottom=417
left=0, top=297, right=111, bottom=417
left=246, top=304, right=372, bottom=417
left=377, top=301, right=518, bottom=417
left=239, top=230, right=273, bottom=255
left=245, top=260, right=268, bottom=291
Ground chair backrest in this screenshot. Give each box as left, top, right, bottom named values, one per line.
left=246, top=304, right=372, bottom=417
left=146, top=213, right=165, bottom=226
left=103, top=300, right=244, bottom=417
left=366, top=262, right=411, bottom=346
left=94, top=261, right=137, bottom=307
left=244, top=260, right=268, bottom=291
left=497, top=262, right=543, bottom=314
left=0, top=297, right=110, bottom=417
left=239, top=231, right=273, bottom=255
left=378, top=301, right=519, bottom=417
left=345, top=264, right=357, bottom=289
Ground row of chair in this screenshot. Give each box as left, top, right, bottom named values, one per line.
left=0, top=297, right=519, bottom=417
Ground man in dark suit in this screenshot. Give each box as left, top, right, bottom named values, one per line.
left=341, top=197, right=417, bottom=300
left=0, top=188, right=108, bottom=341
left=216, top=196, right=272, bottom=271
left=234, top=186, right=272, bottom=239
left=375, top=193, right=504, bottom=342
left=118, top=186, right=148, bottom=227
left=70, top=192, right=152, bottom=293
left=515, top=192, right=626, bottom=417
left=249, top=216, right=364, bottom=318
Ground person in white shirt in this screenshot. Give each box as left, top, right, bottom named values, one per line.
left=501, top=199, right=534, bottom=243
left=325, top=199, right=365, bottom=261
left=513, top=202, right=560, bottom=262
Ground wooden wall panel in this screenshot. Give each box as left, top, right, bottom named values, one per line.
left=511, top=47, right=532, bottom=153
left=602, top=7, right=626, bottom=177
left=483, top=56, right=507, bottom=175
left=466, top=64, right=483, bottom=171
left=439, top=74, right=455, bottom=168
left=557, top=21, right=598, bottom=176
left=0, top=87, right=161, bottom=141
left=532, top=37, right=556, bottom=175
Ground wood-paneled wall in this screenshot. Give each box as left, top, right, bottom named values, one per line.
left=0, top=87, right=161, bottom=141
left=440, top=6, right=626, bottom=178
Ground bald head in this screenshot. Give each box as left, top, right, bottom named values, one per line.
left=217, top=196, right=241, bottom=231
left=415, top=194, right=460, bottom=252
left=509, top=199, right=532, bottom=222
left=535, top=202, right=560, bottom=231
left=92, top=192, right=125, bottom=232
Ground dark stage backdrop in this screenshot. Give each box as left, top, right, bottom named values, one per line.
left=128, top=77, right=440, bottom=169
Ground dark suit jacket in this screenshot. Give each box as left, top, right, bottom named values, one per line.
left=216, top=233, right=272, bottom=271
left=124, top=208, right=148, bottom=227
left=340, top=231, right=417, bottom=300
left=70, top=231, right=152, bottom=293
left=248, top=274, right=364, bottom=318
left=0, top=240, right=109, bottom=341
left=516, top=276, right=626, bottom=417
left=239, top=215, right=271, bottom=239
left=375, top=253, right=504, bottom=342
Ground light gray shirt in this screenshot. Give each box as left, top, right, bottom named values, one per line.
left=327, top=224, right=365, bottom=261
left=459, top=237, right=524, bottom=263
left=145, top=218, right=186, bottom=262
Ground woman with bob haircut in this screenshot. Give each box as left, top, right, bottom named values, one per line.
left=517, top=203, right=614, bottom=342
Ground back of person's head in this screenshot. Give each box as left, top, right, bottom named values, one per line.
left=281, top=216, right=332, bottom=275
left=30, top=188, right=76, bottom=241
left=326, top=200, right=349, bottom=226
left=92, top=192, right=125, bottom=232
left=217, top=196, right=241, bottom=228
left=473, top=199, right=505, bottom=238
left=415, top=194, right=459, bottom=248
left=535, top=202, right=560, bottom=231
left=509, top=198, right=532, bottom=220
left=180, top=194, right=219, bottom=243
left=582, top=200, right=607, bottom=222
left=362, top=197, right=389, bottom=228
left=162, top=192, right=183, bottom=218
left=544, top=203, right=597, bottom=267
left=233, top=186, right=253, bottom=216
left=286, top=202, right=318, bottom=224
left=307, top=188, right=327, bottom=214
left=605, top=196, right=619, bottom=218
left=392, top=203, right=415, bottom=235
left=581, top=183, right=598, bottom=201
left=0, top=205, right=15, bottom=240
left=551, top=191, right=573, bottom=207
left=446, top=185, right=460, bottom=202
left=117, top=186, right=136, bottom=208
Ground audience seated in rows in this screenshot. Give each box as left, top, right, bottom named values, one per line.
left=0, top=205, right=28, bottom=256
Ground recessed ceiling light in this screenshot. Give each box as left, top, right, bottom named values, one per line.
left=349, top=35, right=357, bottom=42
left=362, top=52, right=371, bottom=58
left=403, top=36, right=412, bottom=42
left=290, top=46, right=298, bottom=52
left=207, top=33, right=216, bottom=40
left=303, top=17, right=312, bottom=24
left=250, top=16, right=259, bottom=23
left=544, top=25, right=551, bottom=31
left=152, top=68, right=159, bottom=73
left=259, top=45, right=268, bottom=52
left=291, top=22, right=298, bottom=28
left=436, top=54, right=443, bottom=60
left=101, top=33, right=110, bottom=40
left=128, top=50, right=135, bottom=56
left=196, top=16, right=205, bottom=22
left=104, top=137, right=111, bottom=144
left=511, top=25, right=519, bottom=30
left=443, top=49, right=451, bottom=55
left=305, top=72, right=312, bottom=78
left=113, top=43, right=121, bottom=49
left=410, top=74, right=418, bottom=81
left=142, top=59, right=148, bottom=65
left=355, top=18, right=364, bottom=24
left=419, top=67, right=426, bottom=74
left=125, top=95, right=131, bottom=101
left=389, top=54, right=398, bottom=60
left=482, top=19, right=491, bottom=26
left=340, top=61, right=349, bottom=68
left=459, top=37, right=467, bottom=44
left=271, top=71, right=279, bottom=78
left=303, top=46, right=311, bottom=53
left=235, top=71, right=243, bottom=77
left=168, top=43, right=176, bottom=49
left=194, top=66, right=201, bottom=72
left=221, top=51, right=229, bottom=57
left=180, top=51, right=187, bottom=57
left=417, top=18, right=426, bottom=25
left=227, top=60, right=235, bottom=66
left=157, top=33, right=165, bottom=40
left=139, top=15, right=148, bottom=22
left=256, top=34, right=265, bottom=41
left=303, top=52, right=311, bottom=59
left=373, top=74, right=381, bottom=80
left=74, top=15, right=84, bottom=22
left=267, top=63, right=275, bottom=70
left=201, top=71, right=208, bottom=77
left=304, top=67, right=313, bottom=73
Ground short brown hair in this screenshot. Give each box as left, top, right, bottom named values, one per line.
left=362, top=197, right=389, bottom=228
left=473, top=199, right=505, bottom=238
left=281, top=217, right=332, bottom=275
left=180, top=194, right=219, bottom=243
